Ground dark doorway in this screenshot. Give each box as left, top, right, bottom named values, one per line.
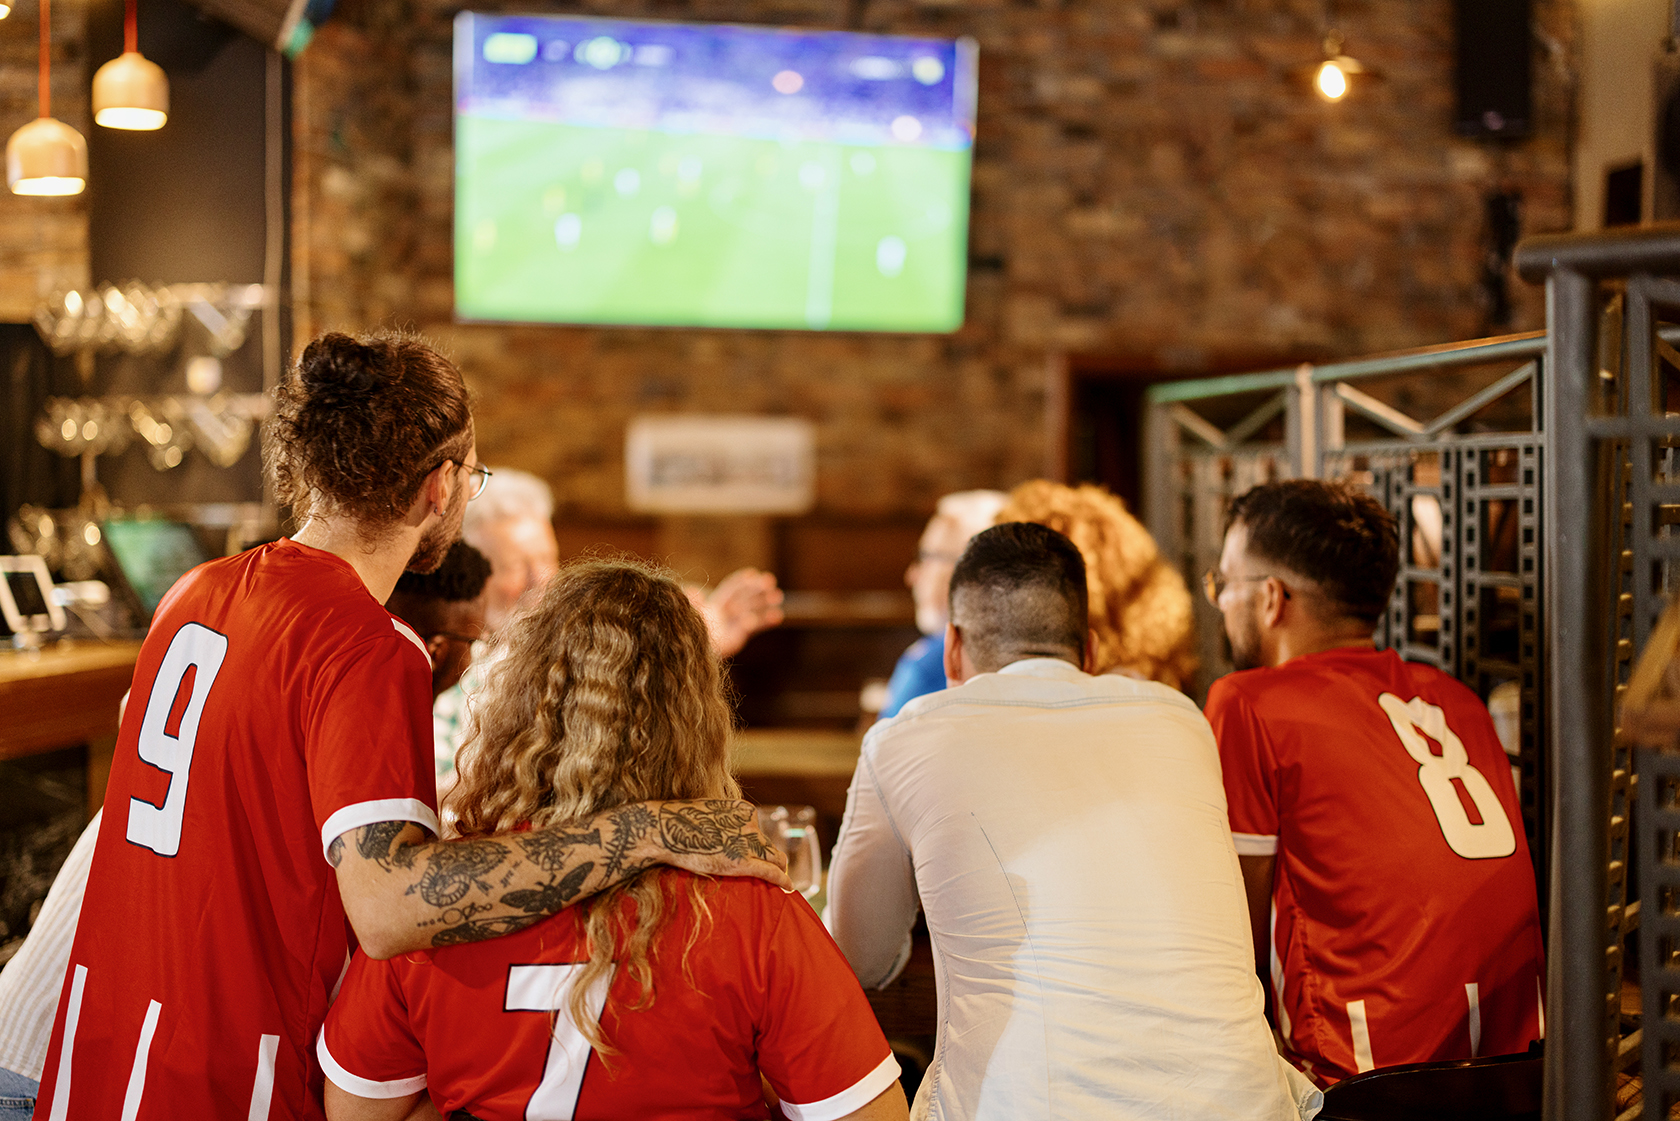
left=1055, top=353, right=1317, bottom=520
left=1055, top=361, right=1162, bottom=510
left=1067, top=373, right=1147, bottom=511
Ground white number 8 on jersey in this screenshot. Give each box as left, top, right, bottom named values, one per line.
left=1378, top=692, right=1516, bottom=860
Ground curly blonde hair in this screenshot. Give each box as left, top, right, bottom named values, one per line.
left=998, top=481, right=1197, bottom=690
left=449, top=558, right=738, bottom=1052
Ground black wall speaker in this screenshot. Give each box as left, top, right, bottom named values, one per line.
left=1455, top=0, right=1532, bottom=139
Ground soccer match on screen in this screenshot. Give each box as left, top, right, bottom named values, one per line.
left=453, top=13, right=978, bottom=332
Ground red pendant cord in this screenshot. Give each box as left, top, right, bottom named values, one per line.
left=38, top=0, right=49, bottom=119
left=124, top=0, right=137, bottom=55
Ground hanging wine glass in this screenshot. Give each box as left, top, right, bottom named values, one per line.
left=129, top=397, right=193, bottom=470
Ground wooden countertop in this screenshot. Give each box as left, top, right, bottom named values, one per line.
left=0, top=640, right=141, bottom=760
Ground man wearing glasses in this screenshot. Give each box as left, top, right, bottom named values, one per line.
left=31, top=333, right=786, bottom=1121
left=1203, top=480, right=1543, bottom=1087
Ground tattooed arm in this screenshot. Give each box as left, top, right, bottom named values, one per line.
left=332, top=800, right=790, bottom=959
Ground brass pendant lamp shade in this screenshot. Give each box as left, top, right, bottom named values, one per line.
left=8, top=0, right=87, bottom=196
left=7, top=117, right=87, bottom=195
left=94, top=53, right=168, bottom=129
left=93, top=0, right=168, bottom=129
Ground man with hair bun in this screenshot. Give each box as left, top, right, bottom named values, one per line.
left=0, top=541, right=495, bottom=1121
left=1206, top=479, right=1543, bottom=1085
left=33, top=331, right=787, bottom=1121
left=828, top=522, right=1318, bottom=1121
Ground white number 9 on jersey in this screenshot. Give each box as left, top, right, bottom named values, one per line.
left=126, top=623, right=228, bottom=857
left=1378, top=693, right=1516, bottom=860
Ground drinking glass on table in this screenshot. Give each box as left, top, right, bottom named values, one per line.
left=756, top=804, right=823, bottom=900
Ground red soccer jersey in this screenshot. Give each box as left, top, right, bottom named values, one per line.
left=319, top=875, right=900, bottom=1121
left=34, top=539, right=439, bottom=1121
left=1206, top=646, right=1543, bottom=1086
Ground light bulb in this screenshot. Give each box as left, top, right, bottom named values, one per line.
left=0, top=4, right=13, bottom=17
left=12, top=176, right=84, bottom=195
left=1316, top=60, right=1348, bottom=101
left=95, top=106, right=166, bottom=129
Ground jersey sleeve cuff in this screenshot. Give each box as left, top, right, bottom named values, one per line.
left=320, top=798, right=441, bottom=863
left=1232, top=831, right=1278, bottom=856
left=779, top=1053, right=902, bottom=1121
left=316, top=1030, right=426, bottom=1099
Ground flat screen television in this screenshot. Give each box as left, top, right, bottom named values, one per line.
left=453, top=13, right=977, bottom=332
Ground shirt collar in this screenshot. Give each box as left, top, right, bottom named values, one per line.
left=994, top=656, right=1086, bottom=680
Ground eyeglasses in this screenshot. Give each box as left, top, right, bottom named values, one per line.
left=439, top=460, right=492, bottom=501
left=1202, top=569, right=1292, bottom=608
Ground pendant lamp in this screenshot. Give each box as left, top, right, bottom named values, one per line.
left=92, top=0, right=167, bottom=130
left=7, top=0, right=87, bottom=196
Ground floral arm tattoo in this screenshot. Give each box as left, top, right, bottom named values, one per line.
left=330, top=799, right=781, bottom=950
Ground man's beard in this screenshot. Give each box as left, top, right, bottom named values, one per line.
left=407, top=521, right=453, bottom=574
left=407, top=488, right=463, bottom=574
left=1224, top=611, right=1263, bottom=672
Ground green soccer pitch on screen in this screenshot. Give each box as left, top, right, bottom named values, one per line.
left=454, top=14, right=977, bottom=332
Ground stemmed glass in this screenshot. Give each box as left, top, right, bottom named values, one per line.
left=756, top=804, right=823, bottom=901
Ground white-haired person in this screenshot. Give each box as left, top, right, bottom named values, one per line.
left=433, top=468, right=786, bottom=790
left=878, top=490, right=1009, bottom=719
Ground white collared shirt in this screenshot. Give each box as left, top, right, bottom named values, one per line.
left=826, top=658, right=1320, bottom=1121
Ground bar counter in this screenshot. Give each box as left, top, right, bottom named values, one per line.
left=0, top=640, right=141, bottom=815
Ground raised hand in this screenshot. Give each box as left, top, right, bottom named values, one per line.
left=695, top=568, right=785, bottom=657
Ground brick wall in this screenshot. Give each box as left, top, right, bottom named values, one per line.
left=0, top=0, right=90, bottom=320
left=292, top=0, right=1576, bottom=525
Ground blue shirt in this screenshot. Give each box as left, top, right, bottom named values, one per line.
left=880, top=634, right=947, bottom=719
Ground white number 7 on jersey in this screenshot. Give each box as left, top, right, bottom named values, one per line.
left=505, top=963, right=616, bottom=1121
left=1378, top=692, right=1516, bottom=860
left=126, top=623, right=228, bottom=858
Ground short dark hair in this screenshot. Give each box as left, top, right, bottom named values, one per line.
left=1224, top=480, right=1399, bottom=627
left=393, top=541, right=492, bottom=603
left=949, top=522, right=1089, bottom=666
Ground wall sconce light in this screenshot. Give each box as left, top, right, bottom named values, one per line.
left=7, top=0, right=88, bottom=196
left=1311, top=31, right=1369, bottom=102
left=92, top=0, right=168, bottom=129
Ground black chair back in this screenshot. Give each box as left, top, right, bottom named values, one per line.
left=1316, top=1051, right=1542, bottom=1121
